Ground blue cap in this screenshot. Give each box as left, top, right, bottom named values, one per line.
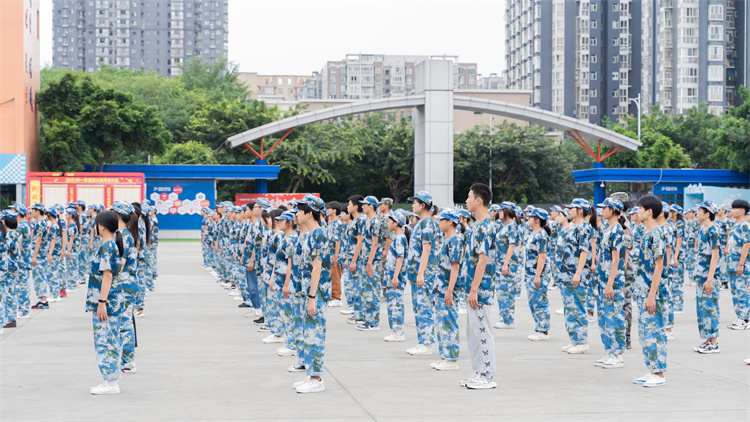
left=31, top=202, right=45, bottom=212
left=142, top=199, right=152, bottom=206
left=437, top=208, right=461, bottom=224
left=300, top=194, right=326, bottom=213
left=513, top=205, right=523, bottom=215
left=110, top=200, right=135, bottom=217
left=671, top=204, right=684, bottom=214
left=499, top=201, right=515, bottom=211
left=661, top=202, right=672, bottom=214
left=12, top=203, right=27, bottom=215
left=524, top=205, right=536, bottom=213
left=698, top=200, right=718, bottom=215
left=550, top=205, right=563, bottom=213
left=359, top=195, right=379, bottom=208
left=722, top=204, right=732, bottom=212
left=566, top=198, right=591, bottom=209
left=407, top=191, right=432, bottom=205
left=458, top=209, right=471, bottom=219
left=3, top=209, right=19, bottom=219
left=143, top=203, right=152, bottom=213
left=275, top=210, right=295, bottom=222
left=65, top=207, right=77, bottom=215
left=387, top=211, right=407, bottom=226
left=255, top=197, right=272, bottom=209
left=597, top=197, right=624, bottom=212
left=66, top=202, right=76, bottom=209
left=46, top=207, right=58, bottom=218
left=628, top=206, right=639, bottom=215
left=529, top=208, right=549, bottom=221
left=596, top=208, right=603, bottom=217
left=241, top=204, right=248, bottom=211
left=489, top=204, right=501, bottom=212
left=76, top=200, right=86, bottom=207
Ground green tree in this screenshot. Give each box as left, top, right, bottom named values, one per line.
left=604, top=115, right=692, bottom=169
left=153, top=141, right=219, bottom=165
left=708, top=86, right=750, bottom=173
left=178, top=57, right=248, bottom=102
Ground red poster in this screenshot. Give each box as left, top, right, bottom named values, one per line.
left=235, top=193, right=319, bottom=207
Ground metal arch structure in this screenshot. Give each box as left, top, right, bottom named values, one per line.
left=226, top=60, right=641, bottom=206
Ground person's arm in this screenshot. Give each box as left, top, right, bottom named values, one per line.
left=382, top=237, right=392, bottom=261
left=32, top=234, right=41, bottom=266
left=282, top=256, right=292, bottom=299
left=61, top=230, right=68, bottom=257
left=306, top=258, right=323, bottom=316
left=468, top=253, right=487, bottom=310
left=533, top=251, right=546, bottom=288
left=416, top=242, right=431, bottom=287
left=573, top=251, right=588, bottom=287
left=604, top=250, right=620, bottom=300
left=623, top=248, right=630, bottom=269
left=705, top=247, right=719, bottom=295
left=392, top=256, right=404, bottom=288
left=445, top=261, right=460, bottom=307
left=673, top=237, right=682, bottom=268
left=66, top=229, right=74, bottom=258
left=502, top=243, right=515, bottom=276
left=366, top=235, right=379, bottom=277
left=47, top=236, right=56, bottom=263
left=97, top=269, right=114, bottom=322
left=591, top=237, right=598, bottom=267
left=738, top=241, right=749, bottom=276
left=89, top=225, right=95, bottom=250
left=333, top=239, right=340, bottom=266
left=645, top=257, right=663, bottom=315
left=350, top=234, right=363, bottom=273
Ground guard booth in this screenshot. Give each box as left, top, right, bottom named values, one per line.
left=26, top=172, right=145, bottom=208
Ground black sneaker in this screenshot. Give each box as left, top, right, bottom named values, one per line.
left=3, top=321, right=17, bottom=328
left=238, top=303, right=251, bottom=308
left=31, top=301, right=50, bottom=310
left=258, top=325, right=270, bottom=331
left=253, top=317, right=265, bottom=325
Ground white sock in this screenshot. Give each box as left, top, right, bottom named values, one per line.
left=107, top=379, right=118, bottom=387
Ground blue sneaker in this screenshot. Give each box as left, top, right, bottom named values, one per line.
left=31, top=301, right=49, bottom=310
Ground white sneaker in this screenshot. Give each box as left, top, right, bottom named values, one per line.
left=728, top=318, right=748, bottom=330
left=293, top=376, right=311, bottom=389
left=220, top=282, right=232, bottom=288
left=633, top=372, right=652, bottom=384
left=90, top=382, right=120, bottom=395
left=601, top=355, right=624, bottom=369
left=277, top=347, right=296, bottom=357
left=51, top=297, right=62, bottom=302
left=340, top=308, right=354, bottom=315
left=459, top=372, right=481, bottom=387
left=594, top=355, right=610, bottom=367
left=296, top=378, right=325, bottom=393
left=232, top=296, right=243, bottom=301
left=384, top=333, right=405, bottom=342
left=466, top=374, right=497, bottom=389
left=562, top=343, right=573, bottom=352
left=430, top=359, right=444, bottom=369
left=744, top=358, right=750, bottom=365
left=666, top=331, right=675, bottom=341
left=567, top=344, right=590, bottom=354
left=288, top=364, right=306, bottom=372
left=0, top=328, right=4, bottom=335
left=262, top=335, right=284, bottom=344
left=121, top=364, right=137, bottom=374
left=17, top=313, right=29, bottom=319
left=407, top=344, right=433, bottom=356
left=587, top=314, right=595, bottom=323
left=493, top=321, right=514, bottom=329
left=643, top=373, right=666, bottom=388
left=134, top=310, right=144, bottom=318
left=435, top=360, right=460, bottom=371
left=527, top=332, right=549, bottom=341
left=327, top=300, right=343, bottom=307
left=555, top=308, right=564, bottom=315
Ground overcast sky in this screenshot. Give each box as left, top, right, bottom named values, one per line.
left=40, top=0, right=507, bottom=76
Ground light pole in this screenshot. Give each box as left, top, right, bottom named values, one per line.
left=629, top=93, right=641, bottom=144
left=489, top=116, right=494, bottom=197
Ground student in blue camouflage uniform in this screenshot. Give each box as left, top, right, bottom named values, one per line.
left=726, top=200, right=750, bottom=330
left=110, top=201, right=139, bottom=374
left=512, top=205, right=525, bottom=298
left=631, top=195, right=668, bottom=388
left=29, top=203, right=51, bottom=308
left=524, top=208, right=551, bottom=342
left=292, top=195, right=331, bottom=394
left=460, top=183, right=497, bottom=390
left=684, top=208, right=698, bottom=287
left=608, top=192, right=633, bottom=350
left=668, top=205, right=685, bottom=315
left=337, top=208, right=354, bottom=314
left=432, top=208, right=463, bottom=371
left=86, top=210, right=125, bottom=395
left=276, top=210, right=299, bottom=356
left=325, top=202, right=344, bottom=307
left=12, top=204, right=32, bottom=318
left=494, top=202, right=520, bottom=329
left=356, top=196, right=383, bottom=331
left=261, top=209, right=285, bottom=343
left=378, top=198, right=395, bottom=294
left=547, top=205, right=563, bottom=289
left=558, top=198, right=594, bottom=355
left=75, top=201, right=88, bottom=285
left=64, top=208, right=81, bottom=292
left=593, top=197, right=627, bottom=368
left=384, top=210, right=408, bottom=343
left=405, top=191, right=438, bottom=356
left=46, top=207, right=65, bottom=301
left=692, top=200, right=721, bottom=354
left=2, top=210, right=21, bottom=329
left=346, top=195, right=367, bottom=325
left=655, top=203, right=675, bottom=340
left=288, top=211, right=309, bottom=373
left=715, top=207, right=730, bottom=290
left=145, top=205, right=159, bottom=291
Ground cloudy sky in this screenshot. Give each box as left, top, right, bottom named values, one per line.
left=40, top=0, right=507, bottom=76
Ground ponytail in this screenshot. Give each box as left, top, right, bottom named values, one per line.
left=403, top=225, right=411, bottom=244
left=0, top=218, right=6, bottom=238
left=115, top=230, right=124, bottom=257
left=583, top=207, right=598, bottom=232
left=539, top=218, right=551, bottom=236
left=95, top=210, right=123, bottom=257
left=72, top=213, right=82, bottom=237
left=618, top=215, right=627, bottom=230
left=126, top=212, right=139, bottom=246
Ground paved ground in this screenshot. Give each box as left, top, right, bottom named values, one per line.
left=1, top=242, right=748, bottom=421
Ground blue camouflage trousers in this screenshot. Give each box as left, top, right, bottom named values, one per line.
left=635, top=295, right=667, bottom=373
left=279, top=291, right=295, bottom=351
left=525, top=273, right=550, bottom=333
left=31, top=262, right=50, bottom=299
left=360, top=260, right=382, bottom=327
left=4, top=270, right=19, bottom=323
left=67, top=254, right=79, bottom=289
left=266, top=283, right=283, bottom=336
left=585, top=269, right=596, bottom=315
left=560, top=279, right=589, bottom=345
left=695, top=282, right=720, bottom=339
left=595, top=274, right=626, bottom=356
left=341, top=259, right=352, bottom=306
left=120, top=299, right=136, bottom=368
left=410, top=279, right=435, bottom=345
left=47, top=257, right=62, bottom=299
left=92, top=313, right=124, bottom=381
left=672, top=261, right=685, bottom=312
left=292, top=294, right=306, bottom=366
left=385, top=269, right=405, bottom=335
left=433, top=293, right=459, bottom=360
left=662, top=273, right=674, bottom=330
left=134, top=262, right=147, bottom=310
left=495, top=272, right=517, bottom=325
left=301, top=295, right=327, bottom=377
left=16, top=269, right=30, bottom=316
left=728, top=271, right=750, bottom=321
left=349, top=262, right=363, bottom=321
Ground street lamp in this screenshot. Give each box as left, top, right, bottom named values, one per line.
left=489, top=116, right=494, bottom=197
left=629, top=93, right=641, bottom=144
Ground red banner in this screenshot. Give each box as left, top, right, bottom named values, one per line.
left=235, top=193, right=320, bottom=208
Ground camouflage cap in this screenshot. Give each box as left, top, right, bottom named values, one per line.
left=379, top=197, right=394, bottom=206
left=610, top=192, right=629, bottom=203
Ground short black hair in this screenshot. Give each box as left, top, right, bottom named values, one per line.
left=348, top=195, right=364, bottom=213
left=731, top=199, right=750, bottom=213
left=327, top=201, right=342, bottom=216
left=470, top=183, right=492, bottom=207
left=297, top=202, right=321, bottom=223
left=637, top=195, right=662, bottom=219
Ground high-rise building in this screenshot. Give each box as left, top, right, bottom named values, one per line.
left=477, top=73, right=506, bottom=90
left=52, top=0, right=228, bottom=77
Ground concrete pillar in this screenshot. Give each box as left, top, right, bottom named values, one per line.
left=413, top=60, right=454, bottom=207
left=254, top=159, right=268, bottom=193
left=593, top=162, right=605, bottom=206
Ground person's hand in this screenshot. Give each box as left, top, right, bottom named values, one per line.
left=704, top=280, right=713, bottom=295
left=332, top=253, right=338, bottom=265
left=645, top=295, right=656, bottom=315
left=247, top=263, right=254, bottom=272
left=468, top=289, right=479, bottom=310
left=737, top=267, right=744, bottom=277
left=445, top=288, right=454, bottom=308
left=307, top=298, right=316, bottom=316
left=366, top=262, right=374, bottom=278
left=604, top=285, right=614, bottom=300
left=282, top=285, right=290, bottom=299
left=672, top=259, right=678, bottom=269
left=533, top=277, right=540, bottom=288
left=97, top=303, right=108, bottom=322
left=391, top=277, right=399, bottom=289
left=572, top=274, right=581, bottom=288
left=66, top=251, right=71, bottom=259
left=47, top=255, right=52, bottom=264
left=32, top=257, right=37, bottom=266
left=349, top=261, right=356, bottom=273
left=502, top=263, right=509, bottom=277
left=416, top=273, right=425, bottom=288
left=89, top=244, right=94, bottom=252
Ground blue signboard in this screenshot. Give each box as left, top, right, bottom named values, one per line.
left=146, top=179, right=215, bottom=230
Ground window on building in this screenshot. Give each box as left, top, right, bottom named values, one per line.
left=591, top=72, right=597, bottom=80
left=590, top=37, right=597, bottom=46
left=708, top=65, right=723, bottom=81
left=708, top=25, right=723, bottom=41
left=709, top=5, right=724, bottom=21
left=590, top=106, right=597, bottom=115
left=708, top=85, right=723, bottom=101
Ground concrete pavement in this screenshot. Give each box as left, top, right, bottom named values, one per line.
left=1, top=241, right=748, bottom=421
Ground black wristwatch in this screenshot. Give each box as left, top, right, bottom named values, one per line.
left=98, top=299, right=107, bottom=304
left=308, top=294, right=316, bottom=299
